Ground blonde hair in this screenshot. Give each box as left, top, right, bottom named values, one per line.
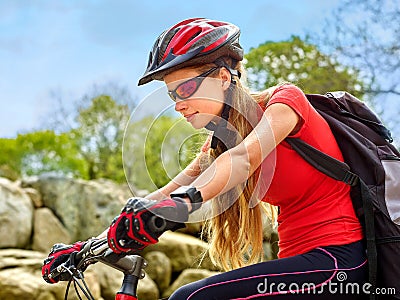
left=195, top=58, right=279, bottom=271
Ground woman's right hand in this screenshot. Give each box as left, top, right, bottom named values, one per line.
left=107, top=197, right=189, bottom=254
left=41, top=241, right=85, bottom=283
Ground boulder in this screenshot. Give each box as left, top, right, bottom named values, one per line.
left=177, top=221, right=203, bottom=237
left=21, top=176, right=133, bottom=241
left=143, top=231, right=219, bottom=272
left=0, top=267, right=64, bottom=300
left=162, top=268, right=220, bottom=298
left=91, top=262, right=159, bottom=300
left=0, top=267, right=102, bottom=300
left=143, top=251, right=172, bottom=292
left=32, top=208, right=71, bottom=253
left=0, top=177, right=33, bottom=249
left=137, top=273, right=159, bottom=300
left=0, top=248, right=44, bottom=270
left=91, top=263, right=123, bottom=300
left=24, top=187, right=43, bottom=207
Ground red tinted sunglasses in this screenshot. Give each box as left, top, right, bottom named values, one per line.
left=167, top=66, right=220, bottom=101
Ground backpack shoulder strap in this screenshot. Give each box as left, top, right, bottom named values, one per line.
left=285, top=137, right=358, bottom=186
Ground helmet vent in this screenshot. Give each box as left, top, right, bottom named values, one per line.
left=159, top=28, right=178, bottom=64
left=138, top=18, right=243, bottom=85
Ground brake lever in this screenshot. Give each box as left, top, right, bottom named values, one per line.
left=48, top=262, right=67, bottom=280
left=48, top=252, right=81, bottom=281
left=49, top=239, right=109, bottom=280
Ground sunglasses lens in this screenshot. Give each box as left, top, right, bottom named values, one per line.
left=176, top=79, right=197, bottom=99
left=168, top=91, right=176, bottom=101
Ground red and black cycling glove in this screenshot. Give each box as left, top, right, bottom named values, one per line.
left=107, top=197, right=190, bottom=253
left=42, top=241, right=85, bottom=283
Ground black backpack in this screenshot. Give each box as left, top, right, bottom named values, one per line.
left=285, top=92, right=400, bottom=300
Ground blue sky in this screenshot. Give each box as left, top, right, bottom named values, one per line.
left=0, top=0, right=343, bottom=138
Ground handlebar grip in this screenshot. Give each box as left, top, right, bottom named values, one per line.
left=147, top=215, right=167, bottom=233
left=75, top=238, right=108, bottom=261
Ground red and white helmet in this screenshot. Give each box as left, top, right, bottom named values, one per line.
left=138, top=18, right=243, bottom=85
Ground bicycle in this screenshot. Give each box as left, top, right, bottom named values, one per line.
left=48, top=216, right=167, bottom=300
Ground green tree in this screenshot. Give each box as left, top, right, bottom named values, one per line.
left=244, top=36, right=367, bottom=97
left=45, top=81, right=136, bottom=133
left=75, top=95, right=131, bottom=181
left=0, top=96, right=131, bottom=181
left=123, top=115, right=207, bottom=191
left=2, top=131, right=86, bottom=178
left=0, top=138, right=21, bottom=180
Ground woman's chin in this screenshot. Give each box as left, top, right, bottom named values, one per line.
left=188, top=116, right=211, bottom=129
left=190, top=122, right=203, bottom=130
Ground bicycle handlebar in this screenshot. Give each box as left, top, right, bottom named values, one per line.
left=49, top=215, right=167, bottom=281
left=47, top=210, right=171, bottom=299
left=146, top=214, right=167, bottom=233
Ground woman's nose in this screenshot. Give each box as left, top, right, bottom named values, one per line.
left=174, top=100, right=187, bottom=112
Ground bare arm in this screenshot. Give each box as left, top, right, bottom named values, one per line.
left=192, top=103, right=299, bottom=201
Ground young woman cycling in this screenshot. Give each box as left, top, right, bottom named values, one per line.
left=42, top=18, right=367, bottom=299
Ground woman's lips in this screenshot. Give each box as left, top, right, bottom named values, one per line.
left=184, top=112, right=197, bottom=122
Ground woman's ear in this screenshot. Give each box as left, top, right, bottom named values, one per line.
left=222, top=80, right=230, bottom=89
left=220, top=68, right=232, bottom=91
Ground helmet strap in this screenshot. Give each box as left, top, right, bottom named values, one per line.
left=205, top=79, right=237, bottom=151
left=214, top=57, right=241, bottom=81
